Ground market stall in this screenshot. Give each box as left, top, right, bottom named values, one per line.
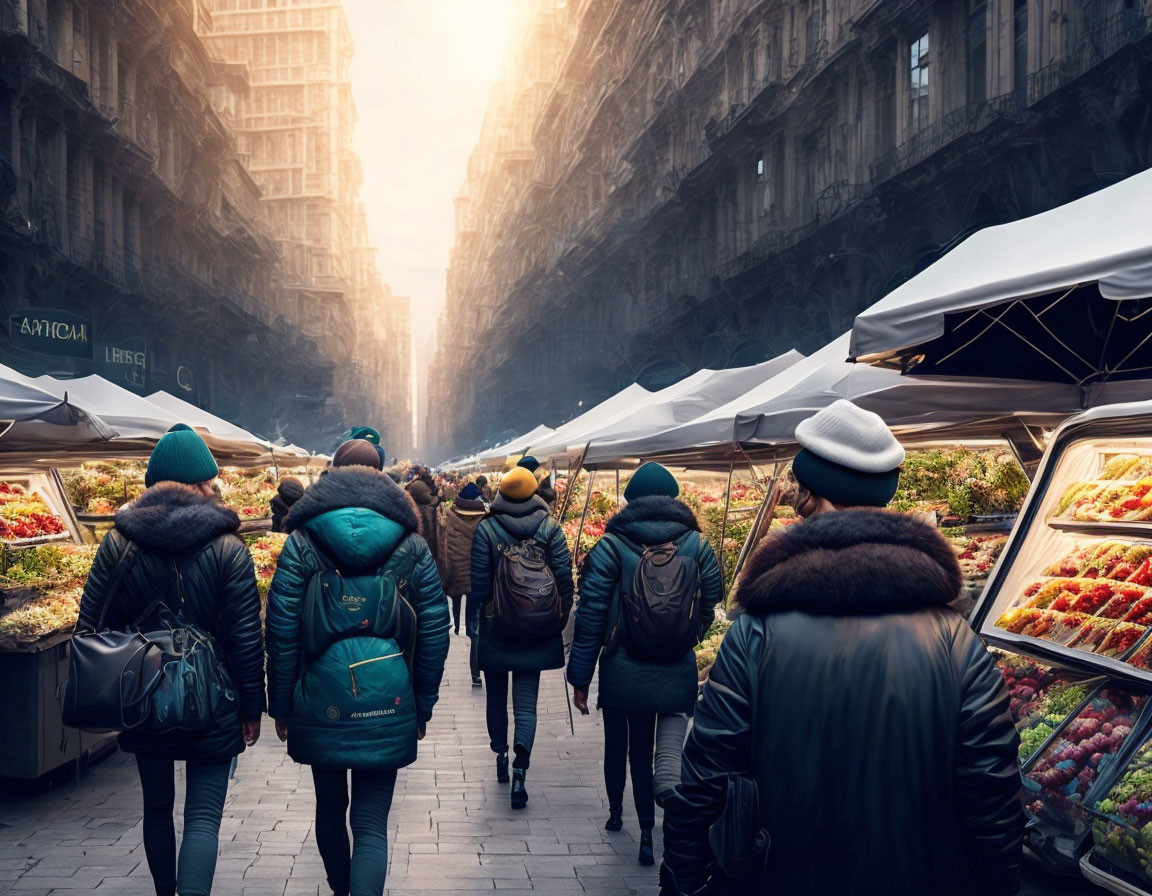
left=475, top=424, right=556, bottom=471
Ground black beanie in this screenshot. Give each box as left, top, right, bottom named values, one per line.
left=791, top=448, right=900, bottom=508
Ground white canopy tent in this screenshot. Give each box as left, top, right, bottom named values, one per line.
left=477, top=424, right=557, bottom=470
left=35, top=375, right=179, bottom=441
left=0, top=364, right=115, bottom=452
left=580, top=352, right=803, bottom=465
left=530, top=383, right=655, bottom=462
left=586, top=334, right=1090, bottom=469
left=850, top=167, right=1152, bottom=398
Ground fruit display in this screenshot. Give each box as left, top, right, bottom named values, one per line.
left=0, top=482, right=67, bottom=542
left=1023, top=687, right=1145, bottom=849
left=244, top=532, right=288, bottom=605
left=993, top=652, right=1095, bottom=760
left=62, top=461, right=146, bottom=516
left=1054, top=455, right=1152, bottom=522
left=952, top=533, right=1008, bottom=579
left=1092, top=736, right=1152, bottom=887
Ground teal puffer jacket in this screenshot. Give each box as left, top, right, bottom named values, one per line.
left=568, top=496, right=722, bottom=713
left=469, top=494, right=574, bottom=673
left=266, top=468, right=450, bottom=770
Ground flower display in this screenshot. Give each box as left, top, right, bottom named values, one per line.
left=695, top=616, right=731, bottom=673
left=1024, top=688, right=1144, bottom=840
left=0, top=482, right=67, bottom=542
left=217, top=468, right=278, bottom=519
left=1093, top=736, right=1152, bottom=886
left=62, top=461, right=146, bottom=515
left=244, top=532, right=288, bottom=604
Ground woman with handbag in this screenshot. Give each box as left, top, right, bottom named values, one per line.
left=266, top=439, right=451, bottom=896
left=567, top=463, right=722, bottom=867
left=75, top=424, right=265, bottom=896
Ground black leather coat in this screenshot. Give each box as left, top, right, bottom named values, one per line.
left=662, top=509, right=1025, bottom=896
left=76, top=485, right=266, bottom=761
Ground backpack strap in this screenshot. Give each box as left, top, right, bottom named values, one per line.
left=489, top=514, right=549, bottom=551
left=293, top=530, right=336, bottom=573
left=93, top=539, right=140, bottom=630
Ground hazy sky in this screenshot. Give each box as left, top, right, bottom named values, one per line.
left=343, top=0, right=516, bottom=340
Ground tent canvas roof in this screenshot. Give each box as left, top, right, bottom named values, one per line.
left=531, top=383, right=654, bottom=460
left=478, top=424, right=556, bottom=465
left=851, top=168, right=1152, bottom=366
left=581, top=352, right=803, bottom=464
left=36, top=375, right=178, bottom=441
left=0, top=365, right=116, bottom=451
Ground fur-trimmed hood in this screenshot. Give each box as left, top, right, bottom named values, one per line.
left=489, top=493, right=551, bottom=538
left=734, top=509, right=962, bottom=616
left=606, top=495, right=701, bottom=545
left=286, top=466, right=420, bottom=534
left=116, top=484, right=240, bottom=553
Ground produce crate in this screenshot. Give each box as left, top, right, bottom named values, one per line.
left=0, top=632, right=113, bottom=779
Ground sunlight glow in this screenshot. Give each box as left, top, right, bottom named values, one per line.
left=438, top=0, right=516, bottom=79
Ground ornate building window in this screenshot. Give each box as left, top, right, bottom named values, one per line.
left=909, top=32, right=930, bottom=133
left=967, top=1, right=988, bottom=103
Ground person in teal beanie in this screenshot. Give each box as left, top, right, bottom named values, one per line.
left=568, top=462, right=722, bottom=866
left=77, top=423, right=264, bottom=896
left=349, top=426, right=388, bottom=468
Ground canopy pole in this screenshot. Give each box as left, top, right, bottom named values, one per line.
left=556, top=443, right=588, bottom=523
left=573, top=469, right=597, bottom=567
left=717, top=455, right=736, bottom=588
left=615, top=468, right=621, bottom=506
left=727, top=466, right=783, bottom=609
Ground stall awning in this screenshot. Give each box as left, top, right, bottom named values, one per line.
left=581, top=352, right=803, bottom=465
left=850, top=168, right=1152, bottom=393
left=0, top=364, right=115, bottom=452
left=35, top=375, right=179, bottom=441
left=477, top=424, right=557, bottom=468
left=531, top=383, right=655, bottom=461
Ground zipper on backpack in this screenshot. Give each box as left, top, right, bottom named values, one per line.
left=348, top=653, right=402, bottom=697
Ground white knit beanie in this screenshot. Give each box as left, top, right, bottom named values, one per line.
left=794, top=400, right=905, bottom=472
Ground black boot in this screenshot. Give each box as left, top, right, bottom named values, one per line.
left=605, top=806, right=623, bottom=832
left=638, top=828, right=655, bottom=866
left=511, top=768, right=528, bottom=809
left=472, top=675, right=483, bottom=687
left=496, top=751, right=510, bottom=783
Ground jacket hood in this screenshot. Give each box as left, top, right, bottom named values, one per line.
left=453, top=496, right=486, bottom=515
left=116, top=484, right=240, bottom=553
left=489, top=493, right=551, bottom=538
left=606, top=495, right=700, bottom=545
left=302, top=508, right=408, bottom=571
left=406, top=478, right=436, bottom=506
left=734, top=509, right=962, bottom=616
left=286, top=466, right=419, bottom=534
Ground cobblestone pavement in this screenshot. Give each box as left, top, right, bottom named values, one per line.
left=0, top=634, right=1112, bottom=896
left=0, top=634, right=660, bottom=895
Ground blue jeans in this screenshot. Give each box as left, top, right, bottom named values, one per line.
left=135, top=755, right=232, bottom=896
left=485, top=670, right=541, bottom=768
left=312, top=767, right=398, bottom=896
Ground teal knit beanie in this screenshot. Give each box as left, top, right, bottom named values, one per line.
left=624, top=462, right=680, bottom=501
left=145, top=423, right=219, bottom=488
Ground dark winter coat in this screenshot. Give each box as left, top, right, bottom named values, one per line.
left=76, top=485, right=265, bottom=762
left=265, top=467, right=450, bottom=770
left=406, top=478, right=440, bottom=561
left=661, top=509, right=1024, bottom=896
left=438, top=496, right=485, bottom=596
left=568, top=496, right=722, bottom=713
left=535, top=480, right=557, bottom=509
left=270, top=479, right=304, bottom=533
left=470, top=494, right=574, bottom=673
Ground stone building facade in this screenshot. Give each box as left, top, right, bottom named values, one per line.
left=202, top=0, right=413, bottom=457
left=426, top=0, right=1152, bottom=460
left=0, top=0, right=347, bottom=445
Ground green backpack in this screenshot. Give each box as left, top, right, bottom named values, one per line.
left=288, top=531, right=420, bottom=770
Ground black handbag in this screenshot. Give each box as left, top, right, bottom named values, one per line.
left=63, top=542, right=237, bottom=734
left=708, top=774, right=770, bottom=883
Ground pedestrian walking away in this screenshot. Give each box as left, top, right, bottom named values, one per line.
left=74, top=423, right=266, bottom=896
left=270, top=476, right=304, bottom=533
left=660, top=400, right=1025, bottom=896
left=265, top=439, right=451, bottom=896
left=567, top=462, right=722, bottom=867
left=470, top=466, right=574, bottom=809
left=438, top=481, right=487, bottom=684
left=406, top=464, right=442, bottom=562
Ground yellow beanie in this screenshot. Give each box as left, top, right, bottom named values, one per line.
left=500, top=467, right=539, bottom=501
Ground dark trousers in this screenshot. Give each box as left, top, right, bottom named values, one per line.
left=603, top=709, right=657, bottom=830
left=311, top=767, right=398, bottom=896
left=464, top=594, right=480, bottom=680
left=135, top=755, right=232, bottom=896
left=485, top=670, right=541, bottom=768
left=450, top=594, right=463, bottom=634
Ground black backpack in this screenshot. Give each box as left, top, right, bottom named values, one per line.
left=487, top=518, right=563, bottom=641
left=611, top=533, right=701, bottom=661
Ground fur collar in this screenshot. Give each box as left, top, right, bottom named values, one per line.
left=491, top=493, right=550, bottom=517
left=607, top=496, right=700, bottom=535
left=286, top=466, right=420, bottom=534
left=116, top=484, right=239, bottom=553
left=734, top=509, right=961, bottom=616
left=489, top=494, right=550, bottom=539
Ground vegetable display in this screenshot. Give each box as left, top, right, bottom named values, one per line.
left=0, top=482, right=67, bottom=542
left=244, top=532, right=288, bottom=604
left=62, top=462, right=146, bottom=515
left=1093, top=736, right=1152, bottom=887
